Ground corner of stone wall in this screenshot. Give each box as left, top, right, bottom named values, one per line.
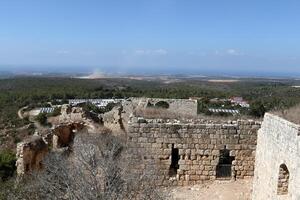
left=252, top=112, right=300, bottom=200
left=16, top=136, right=48, bottom=175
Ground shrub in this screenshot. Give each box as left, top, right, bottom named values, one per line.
left=82, top=102, right=117, bottom=114
left=0, top=151, right=16, bottom=181
left=105, top=102, right=117, bottom=112
left=49, top=107, right=61, bottom=117
left=249, top=101, right=266, bottom=117
left=10, top=132, right=164, bottom=200
left=147, top=102, right=154, bottom=107
left=35, top=113, right=48, bottom=125
left=154, top=101, right=169, bottom=109
left=197, top=100, right=209, bottom=114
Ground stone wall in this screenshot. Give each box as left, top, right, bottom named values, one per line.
left=16, top=136, right=48, bottom=175
left=52, top=123, right=85, bottom=149
left=252, top=113, right=300, bottom=200
left=128, top=118, right=260, bottom=186
left=16, top=123, right=86, bottom=175
left=143, top=98, right=198, bottom=116
left=59, top=105, right=82, bottom=122
left=102, top=105, right=125, bottom=133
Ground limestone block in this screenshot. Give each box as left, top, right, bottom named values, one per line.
left=212, top=150, right=219, bottom=156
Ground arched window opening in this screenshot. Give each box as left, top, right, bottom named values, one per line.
left=216, top=147, right=234, bottom=178
left=277, top=164, right=289, bottom=195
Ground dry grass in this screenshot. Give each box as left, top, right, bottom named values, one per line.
left=134, top=108, right=253, bottom=122
left=272, top=104, right=300, bottom=124
left=134, top=108, right=189, bottom=119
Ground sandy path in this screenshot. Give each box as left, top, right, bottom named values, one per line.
left=168, top=179, right=252, bottom=200
left=17, top=106, right=28, bottom=119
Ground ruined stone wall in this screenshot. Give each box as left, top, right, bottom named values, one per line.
left=59, top=105, right=88, bottom=123
left=16, top=136, right=48, bottom=175
left=102, top=105, right=125, bottom=133
left=252, top=113, right=300, bottom=200
left=52, top=123, right=85, bottom=149
left=16, top=123, right=85, bottom=175
left=145, top=98, right=198, bottom=116
left=128, top=118, right=260, bottom=186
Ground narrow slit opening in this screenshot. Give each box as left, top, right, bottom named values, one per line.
left=169, top=144, right=179, bottom=177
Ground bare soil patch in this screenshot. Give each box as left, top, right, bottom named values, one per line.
left=168, top=179, right=252, bottom=200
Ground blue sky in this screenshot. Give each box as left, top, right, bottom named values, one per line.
left=0, top=0, right=300, bottom=75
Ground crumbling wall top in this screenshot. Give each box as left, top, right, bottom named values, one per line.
left=129, top=116, right=261, bottom=127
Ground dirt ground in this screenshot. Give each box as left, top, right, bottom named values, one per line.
left=167, top=179, right=252, bottom=200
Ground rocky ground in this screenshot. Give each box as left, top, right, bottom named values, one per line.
left=167, top=179, right=252, bottom=200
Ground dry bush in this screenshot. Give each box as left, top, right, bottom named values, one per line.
left=10, top=132, right=165, bottom=200
left=272, top=104, right=300, bottom=124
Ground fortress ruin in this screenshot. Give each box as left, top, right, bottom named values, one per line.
left=15, top=98, right=300, bottom=199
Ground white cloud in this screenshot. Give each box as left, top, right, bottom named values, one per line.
left=187, top=51, right=207, bottom=56
left=134, top=49, right=168, bottom=56
left=212, top=49, right=243, bottom=56
left=226, top=49, right=243, bottom=56
left=153, top=49, right=168, bottom=55
left=214, top=50, right=221, bottom=56
left=121, top=50, right=128, bottom=55
left=56, top=50, right=96, bottom=56
left=56, top=50, right=70, bottom=55
left=81, top=51, right=96, bottom=55
left=134, top=49, right=147, bottom=55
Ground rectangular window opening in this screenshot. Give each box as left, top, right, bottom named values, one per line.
left=169, top=144, right=179, bottom=177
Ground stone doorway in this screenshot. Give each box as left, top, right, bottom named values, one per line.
left=169, top=144, right=180, bottom=177
left=216, top=147, right=235, bottom=179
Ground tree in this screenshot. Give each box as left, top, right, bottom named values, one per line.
left=250, top=101, right=266, bottom=117
left=197, top=100, right=208, bottom=114
left=35, top=113, right=47, bottom=126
